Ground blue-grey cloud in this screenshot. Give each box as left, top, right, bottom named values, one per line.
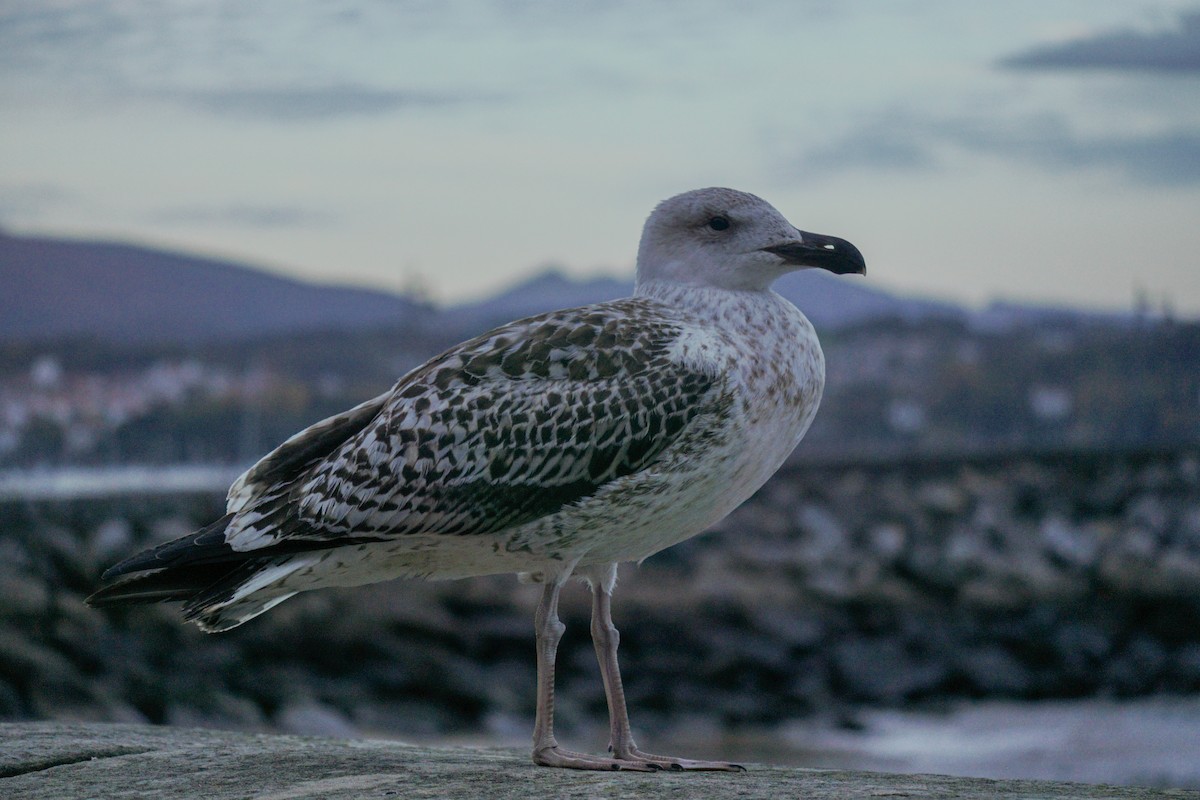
left=0, top=3, right=131, bottom=66
left=793, top=112, right=940, bottom=174
left=999, top=9, right=1200, bottom=73
left=796, top=112, right=1200, bottom=186
left=149, top=204, right=336, bottom=229
left=158, top=84, right=466, bottom=122
left=951, top=118, right=1200, bottom=185
left=0, top=3, right=488, bottom=122
left=0, top=183, right=77, bottom=221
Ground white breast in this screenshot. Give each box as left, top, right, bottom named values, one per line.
left=684, top=287, right=825, bottom=507
left=561, top=284, right=826, bottom=564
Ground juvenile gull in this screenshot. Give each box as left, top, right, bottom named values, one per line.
left=88, top=187, right=866, bottom=772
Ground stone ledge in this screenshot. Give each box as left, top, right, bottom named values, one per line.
left=3, top=722, right=1196, bottom=800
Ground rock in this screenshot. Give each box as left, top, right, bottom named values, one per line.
left=0, top=573, right=49, bottom=618
left=164, top=691, right=265, bottom=731
left=0, top=626, right=77, bottom=684
left=87, top=518, right=134, bottom=562
left=352, top=699, right=458, bottom=737
left=1, top=722, right=1185, bottom=800
left=1179, top=455, right=1200, bottom=487
left=831, top=637, right=948, bottom=704
left=5, top=447, right=1200, bottom=739
left=1126, top=495, right=1170, bottom=535
left=0, top=680, right=22, bottom=716
left=789, top=505, right=847, bottom=573
left=955, top=646, right=1034, bottom=695
left=752, top=609, right=825, bottom=649
left=864, top=523, right=907, bottom=562
left=1041, top=515, right=1099, bottom=569
left=917, top=481, right=970, bottom=515
left=1104, top=638, right=1169, bottom=695
left=1085, top=463, right=1134, bottom=514
left=1171, top=644, right=1200, bottom=688
left=276, top=700, right=359, bottom=738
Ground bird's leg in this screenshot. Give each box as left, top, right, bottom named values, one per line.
left=588, top=564, right=746, bottom=772
left=531, top=578, right=656, bottom=771
left=531, top=580, right=566, bottom=755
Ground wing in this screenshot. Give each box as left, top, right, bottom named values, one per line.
left=226, top=391, right=391, bottom=514
left=225, top=299, right=730, bottom=550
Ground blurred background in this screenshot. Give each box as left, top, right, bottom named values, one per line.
left=2, top=0, right=1199, bottom=789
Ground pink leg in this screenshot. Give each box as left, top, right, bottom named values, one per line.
left=530, top=579, right=657, bottom=771
left=588, top=564, right=745, bottom=771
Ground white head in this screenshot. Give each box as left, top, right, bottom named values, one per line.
left=635, top=187, right=865, bottom=292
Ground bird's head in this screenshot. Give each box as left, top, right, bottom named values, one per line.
left=635, top=187, right=866, bottom=291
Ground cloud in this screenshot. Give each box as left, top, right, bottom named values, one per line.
left=999, top=8, right=1200, bottom=73
left=148, top=204, right=336, bottom=229
left=795, top=111, right=1200, bottom=186
left=794, top=112, right=941, bottom=174
left=0, top=4, right=486, bottom=122
left=0, top=183, right=77, bottom=221
left=973, top=122, right=1200, bottom=185
left=158, top=84, right=467, bottom=122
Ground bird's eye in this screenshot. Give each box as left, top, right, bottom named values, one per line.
left=707, top=216, right=731, bottom=231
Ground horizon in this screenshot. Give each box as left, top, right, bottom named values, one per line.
left=2, top=1, right=1199, bottom=313
left=6, top=224, right=1185, bottom=321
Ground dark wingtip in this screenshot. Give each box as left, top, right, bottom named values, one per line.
left=99, top=513, right=237, bottom=581
left=100, top=553, right=157, bottom=582
left=86, top=570, right=175, bottom=607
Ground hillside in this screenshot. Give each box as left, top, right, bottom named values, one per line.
left=0, top=231, right=420, bottom=344
left=2, top=229, right=1146, bottom=347
left=3, top=230, right=971, bottom=346
left=444, top=267, right=968, bottom=333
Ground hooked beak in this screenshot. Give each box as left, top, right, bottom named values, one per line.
left=761, top=230, right=866, bottom=275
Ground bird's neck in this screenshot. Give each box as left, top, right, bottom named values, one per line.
left=634, top=278, right=776, bottom=314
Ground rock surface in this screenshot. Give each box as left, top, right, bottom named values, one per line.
left=2, top=722, right=1194, bottom=800
left=3, top=449, right=1199, bottom=742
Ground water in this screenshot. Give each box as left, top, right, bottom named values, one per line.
left=0, top=465, right=244, bottom=501
left=433, top=697, right=1200, bottom=789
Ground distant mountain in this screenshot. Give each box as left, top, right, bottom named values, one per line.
left=0, top=231, right=419, bottom=344
left=968, top=299, right=1136, bottom=332
left=442, top=269, right=633, bottom=329
left=445, top=267, right=965, bottom=332
left=0, top=230, right=1131, bottom=347
left=774, top=271, right=965, bottom=330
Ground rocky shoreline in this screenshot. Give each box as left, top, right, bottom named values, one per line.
left=1, top=447, right=1198, bottom=747
left=8, top=722, right=1184, bottom=800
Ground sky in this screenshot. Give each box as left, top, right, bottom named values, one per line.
left=1, top=0, right=1199, bottom=313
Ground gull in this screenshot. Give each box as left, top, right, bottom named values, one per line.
left=88, top=187, right=866, bottom=771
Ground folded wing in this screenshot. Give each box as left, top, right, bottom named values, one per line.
left=218, top=300, right=728, bottom=552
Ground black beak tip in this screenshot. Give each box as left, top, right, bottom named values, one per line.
left=765, top=232, right=866, bottom=276
left=841, top=241, right=867, bottom=276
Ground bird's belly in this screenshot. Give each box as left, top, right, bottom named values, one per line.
left=567, top=393, right=819, bottom=566
left=310, top=391, right=818, bottom=585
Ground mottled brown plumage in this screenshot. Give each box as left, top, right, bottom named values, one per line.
left=88, top=187, right=865, bottom=772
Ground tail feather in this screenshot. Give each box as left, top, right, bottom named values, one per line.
left=87, top=513, right=317, bottom=632
left=85, top=556, right=260, bottom=606
left=183, top=560, right=306, bottom=632
left=87, top=556, right=306, bottom=632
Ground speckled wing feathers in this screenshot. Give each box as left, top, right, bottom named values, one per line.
left=223, top=299, right=726, bottom=551
left=226, top=391, right=390, bottom=515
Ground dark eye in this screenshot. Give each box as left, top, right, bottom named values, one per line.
left=707, top=216, right=730, bottom=231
